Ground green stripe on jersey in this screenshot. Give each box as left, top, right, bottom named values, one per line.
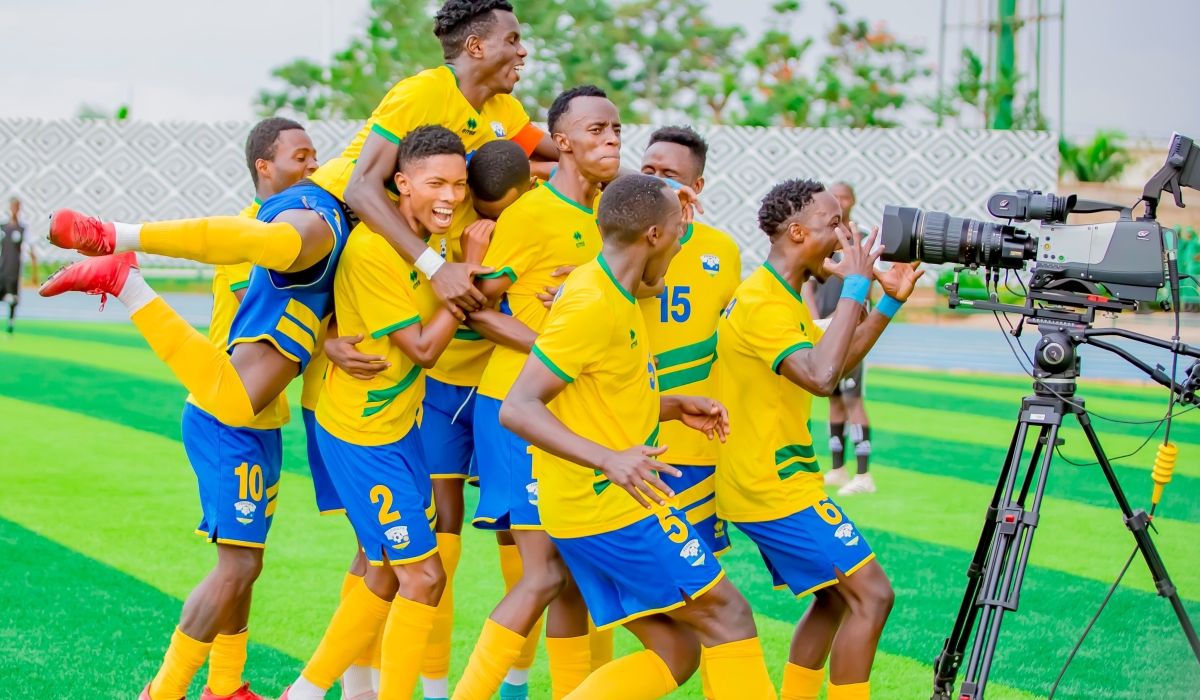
left=658, top=357, right=715, bottom=392
left=362, top=365, right=422, bottom=417
left=655, top=332, right=717, bottom=371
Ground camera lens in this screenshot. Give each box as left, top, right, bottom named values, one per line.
left=881, top=205, right=1036, bottom=270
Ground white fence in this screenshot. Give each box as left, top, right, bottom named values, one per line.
left=0, top=119, right=1058, bottom=275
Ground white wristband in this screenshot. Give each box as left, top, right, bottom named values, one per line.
left=415, top=248, right=446, bottom=279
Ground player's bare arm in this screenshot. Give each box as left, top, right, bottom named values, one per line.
left=324, top=315, right=391, bottom=380
left=500, top=356, right=681, bottom=509
left=837, top=257, right=924, bottom=373
left=388, top=305, right=467, bottom=369
left=659, top=395, right=730, bottom=443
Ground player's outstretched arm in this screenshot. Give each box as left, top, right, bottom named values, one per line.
left=345, top=132, right=487, bottom=313
left=464, top=272, right=538, bottom=351
left=838, top=260, right=924, bottom=372
left=660, top=395, right=730, bottom=443
left=501, top=356, right=681, bottom=509
left=387, top=306, right=461, bottom=369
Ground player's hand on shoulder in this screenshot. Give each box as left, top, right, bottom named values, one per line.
left=672, top=396, right=730, bottom=443
left=432, top=261, right=494, bottom=319
left=461, top=219, right=496, bottom=265
left=873, top=259, right=924, bottom=303
left=325, top=333, right=390, bottom=380
left=597, top=444, right=681, bottom=509
left=536, top=265, right=576, bottom=308
left=823, top=222, right=880, bottom=281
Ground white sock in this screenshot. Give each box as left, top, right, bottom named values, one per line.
left=116, top=268, right=158, bottom=314
left=370, top=667, right=380, bottom=692
left=286, top=675, right=327, bottom=700
left=342, top=664, right=373, bottom=698
left=420, top=675, right=449, bottom=698
left=504, top=668, right=530, bottom=686
left=113, top=222, right=143, bottom=253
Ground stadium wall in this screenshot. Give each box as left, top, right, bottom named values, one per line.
left=0, top=119, right=1059, bottom=275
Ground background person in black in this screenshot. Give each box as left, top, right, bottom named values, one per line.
left=801, top=182, right=877, bottom=495
left=1, top=197, right=32, bottom=335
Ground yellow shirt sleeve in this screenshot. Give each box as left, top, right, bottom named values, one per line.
left=224, top=262, right=253, bottom=293
left=531, top=287, right=613, bottom=383
left=370, top=76, right=444, bottom=145
left=346, top=239, right=422, bottom=339
left=480, top=208, right=541, bottom=284
left=741, top=297, right=817, bottom=373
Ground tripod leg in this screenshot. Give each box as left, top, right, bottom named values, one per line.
left=1076, top=413, right=1200, bottom=664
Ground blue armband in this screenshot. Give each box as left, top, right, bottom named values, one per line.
left=660, top=177, right=683, bottom=190
left=840, top=274, right=870, bottom=305
left=876, top=293, right=904, bottom=318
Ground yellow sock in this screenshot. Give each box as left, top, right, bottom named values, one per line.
left=827, top=680, right=870, bottom=700
left=379, top=596, right=438, bottom=700
left=371, top=625, right=383, bottom=668
left=300, top=581, right=392, bottom=689
left=450, top=618, right=527, bottom=700
left=699, top=650, right=712, bottom=700
left=206, top=630, right=249, bottom=696
left=498, top=541, right=543, bottom=671
left=546, top=635, right=592, bottom=699
left=140, top=217, right=302, bottom=270
left=148, top=627, right=213, bottom=700
left=341, top=572, right=363, bottom=600
left=587, top=619, right=614, bottom=671
left=131, top=297, right=256, bottom=427
left=561, top=649, right=676, bottom=700
left=782, top=663, right=825, bottom=700
left=704, top=638, right=777, bottom=700
left=422, top=533, right=463, bottom=679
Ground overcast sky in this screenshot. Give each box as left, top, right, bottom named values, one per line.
left=0, top=0, right=1196, bottom=141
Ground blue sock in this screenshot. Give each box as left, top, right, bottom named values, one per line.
left=499, top=681, right=529, bottom=700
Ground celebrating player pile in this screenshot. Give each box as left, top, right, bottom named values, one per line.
left=38, top=0, right=921, bottom=698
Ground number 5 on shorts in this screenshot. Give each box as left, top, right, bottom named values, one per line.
left=655, top=509, right=690, bottom=543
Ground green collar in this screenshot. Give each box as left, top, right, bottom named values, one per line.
left=763, top=261, right=804, bottom=304
left=544, top=181, right=595, bottom=215
left=598, top=254, right=636, bottom=304
left=253, top=197, right=263, bottom=206
left=679, top=222, right=694, bottom=246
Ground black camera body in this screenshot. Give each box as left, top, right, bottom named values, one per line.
left=881, top=133, right=1200, bottom=308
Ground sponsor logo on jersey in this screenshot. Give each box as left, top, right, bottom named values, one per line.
left=701, top=254, right=720, bottom=275
left=491, top=121, right=506, bottom=137
left=680, top=538, right=706, bottom=566
left=834, top=522, right=859, bottom=546
left=463, top=118, right=478, bottom=136
left=234, top=500, right=256, bottom=524
left=629, top=329, right=638, bottom=349
left=410, top=270, right=421, bottom=289
left=573, top=231, right=585, bottom=247
left=385, top=525, right=411, bottom=549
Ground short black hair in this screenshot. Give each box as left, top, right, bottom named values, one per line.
left=547, top=85, right=608, bottom=135
left=245, top=117, right=305, bottom=186
left=434, top=0, right=514, bottom=60
left=648, top=125, right=708, bottom=176
left=397, top=125, right=466, bottom=172
left=597, top=174, right=674, bottom=246
left=468, top=139, right=530, bottom=203
left=757, top=178, right=826, bottom=239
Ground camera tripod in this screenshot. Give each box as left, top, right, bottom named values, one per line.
left=929, top=317, right=1200, bottom=700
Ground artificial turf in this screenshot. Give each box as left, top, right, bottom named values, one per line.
left=1, top=320, right=1198, bottom=699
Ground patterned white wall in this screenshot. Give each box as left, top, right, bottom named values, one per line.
left=0, top=119, right=1058, bottom=275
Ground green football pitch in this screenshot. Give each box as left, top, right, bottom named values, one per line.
left=1, top=319, right=1198, bottom=699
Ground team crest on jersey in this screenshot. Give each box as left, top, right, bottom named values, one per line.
left=834, top=523, right=859, bottom=546
left=491, top=121, right=506, bottom=137
left=439, top=237, right=447, bottom=258
left=701, top=254, right=720, bottom=276
left=234, top=500, right=256, bottom=524
left=572, top=231, right=585, bottom=248
left=385, top=525, right=411, bottom=550
left=525, top=481, right=539, bottom=505
left=680, top=538, right=706, bottom=567
left=409, top=270, right=421, bottom=289
left=463, top=118, right=478, bottom=136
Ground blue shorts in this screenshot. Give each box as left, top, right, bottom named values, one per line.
left=303, top=408, right=344, bottom=515
left=734, top=497, right=875, bottom=598
left=552, top=508, right=726, bottom=630
left=314, top=423, right=438, bottom=565
left=419, top=378, right=477, bottom=479
left=661, top=465, right=730, bottom=556
left=181, top=403, right=283, bottom=548
left=472, top=395, right=540, bottom=530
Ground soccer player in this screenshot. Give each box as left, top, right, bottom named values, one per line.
left=801, top=182, right=876, bottom=495
left=41, top=0, right=553, bottom=431
left=281, top=126, right=486, bottom=700
left=717, top=179, right=922, bottom=700
left=449, top=85, right=619, bottom=700
left=500, top=174, right=778, bottom=700
left=0, top=197, right=31, bottom=334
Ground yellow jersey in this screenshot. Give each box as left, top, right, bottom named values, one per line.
left=531, top=256, right=666, bottom=538
left=639, top=222, right=741, bottom=466
left=299, top=315, right=332, bottom=412
left=715, top=263, right=825, bottom=523
left=309, top=66, right=537, bottom=201
left=315, top=226, right=441, bottom=446
left=426, top=205, right=495, bottom=387
left=189, top=199, right=289, bottom=430
left=476, top=182, right=602, bottom=400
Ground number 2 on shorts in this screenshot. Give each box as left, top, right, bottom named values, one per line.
left=371, top=485, right=401, bottom=524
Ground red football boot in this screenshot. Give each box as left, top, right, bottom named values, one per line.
left=200, top=682, right=267, bottom=700
left=48, top=209, right=117, bottom=256
left=138, top=683, right=182, bottom=700
left=39, top=251, right=137, bottom=310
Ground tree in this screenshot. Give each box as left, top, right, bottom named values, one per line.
left=257, top=0, right=443, bottom=119
left=736, top=1, right=817, bottom=128
left=812, top=1, right=929, bottom=128
left=78, top=104, right=130, bottom=120
left=1059, top=130, right=1132, bottom=183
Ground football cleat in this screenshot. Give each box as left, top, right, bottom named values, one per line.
left=38, top=251, right=137, bottom=310
left=200, top=682, right=267, bottom=700
left=48, top=209, right=118, bottom=256
left=838, top=473, right=877, bottom=496
left=823, top=467, right=851, bottom=488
